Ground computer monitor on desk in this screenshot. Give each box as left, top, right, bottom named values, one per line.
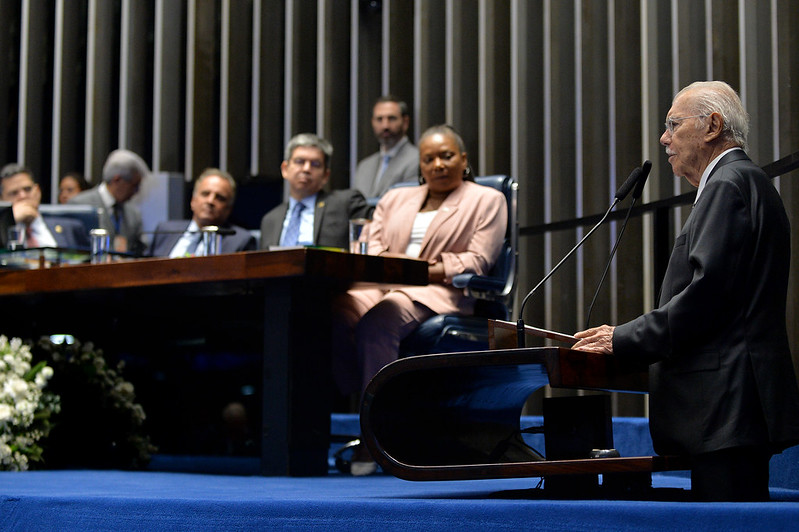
left=38, top=204, right=101, bottom=234
left=0, top=201, right=101, bottom=236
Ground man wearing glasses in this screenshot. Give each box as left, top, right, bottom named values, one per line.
left=573, top=81, right=799, bottom=501
left=259, top=133, right=370, bottom=249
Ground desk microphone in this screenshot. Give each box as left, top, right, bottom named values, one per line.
left=584, top=160, right=651, bottom=329
left=515, top=164, right=646, bottom=348
left=145, top=227, right=237, bottom=237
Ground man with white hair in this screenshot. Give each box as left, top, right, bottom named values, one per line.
left=572, top=81, right=799, bottom=501
left=69, top=149, right=150, bottom=256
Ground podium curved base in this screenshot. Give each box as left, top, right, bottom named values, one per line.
left=360, top=347, right=687, bottom=482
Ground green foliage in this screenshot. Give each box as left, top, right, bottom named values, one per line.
left=32, top=337, right=156, bottom=470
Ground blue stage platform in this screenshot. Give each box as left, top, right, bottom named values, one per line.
left=1, top=416, right=798, bottom=531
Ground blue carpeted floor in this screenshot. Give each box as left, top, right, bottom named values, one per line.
left=2, top=416, right=799, bottom=531
left=1, top=469, right=798, bottom=531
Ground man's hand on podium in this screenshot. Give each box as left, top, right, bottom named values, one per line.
left=572, top=324, right=615, bottom=354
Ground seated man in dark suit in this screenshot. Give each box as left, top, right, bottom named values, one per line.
left=259, top=133, right=370, bottom=250
left=0, top=163, right=90, bottom=249
left=149, top=168, right=256, bottom=257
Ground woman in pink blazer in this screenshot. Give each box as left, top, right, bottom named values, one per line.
left=332, top=125, right=507, bottom=473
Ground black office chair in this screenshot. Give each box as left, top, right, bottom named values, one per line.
left=398, top=175, right=518, bottom=356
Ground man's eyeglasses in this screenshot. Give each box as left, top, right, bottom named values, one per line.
left=664, top=114, right=706, bottom=134
left=291, top=158, right=324, bottom=170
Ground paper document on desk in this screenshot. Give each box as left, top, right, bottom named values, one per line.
left=492, top=319, right=577, bottom=345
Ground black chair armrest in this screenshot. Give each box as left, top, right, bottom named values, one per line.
left=452, top=273, right=506, bottom=295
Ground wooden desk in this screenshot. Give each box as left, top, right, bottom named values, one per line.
left=0, top=248, right=427, bottom=476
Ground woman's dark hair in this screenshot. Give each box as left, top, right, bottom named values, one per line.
left=60, top=171, right=90, bottom=191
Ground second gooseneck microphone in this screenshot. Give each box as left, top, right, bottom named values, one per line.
left=515, top=163, right=649, bottom=348
left=584, top=160, right=652, bottom=329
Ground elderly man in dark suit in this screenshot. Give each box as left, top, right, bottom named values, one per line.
left=260, top=133, right=369, bottom=250
left=149, top=168, right=255, bottom=257
left=0, top=164, right=89, bottom=250
left=572, top=81, right=799, bottom=501
left=69, top=149, right=149, bottom=256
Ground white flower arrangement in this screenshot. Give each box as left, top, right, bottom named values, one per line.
left=0, top=336, right=59, bottom=471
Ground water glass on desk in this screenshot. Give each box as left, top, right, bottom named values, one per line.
left=201, top=226, right=222, bottom=256
left=349, top=218, right=371, bottom=254
left=7, top=224, right=25, bottom=250
left=90, top=228, right=111, bottom=264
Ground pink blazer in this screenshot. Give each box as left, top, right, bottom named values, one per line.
left=369, top=180, right=507, bottom=315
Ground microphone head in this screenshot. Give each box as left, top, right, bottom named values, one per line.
left=614, top=166, right=642, bottom=201
left=632, top=160, right=652, bottom=200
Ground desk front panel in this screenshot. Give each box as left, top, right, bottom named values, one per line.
left=0, top=249, right=427, bottom=476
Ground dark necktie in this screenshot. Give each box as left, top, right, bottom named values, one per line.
left=25, top=224, right=39, bottom=248
left=112, top=204, right=123, bottom=234
left=281, top=202, right=306, bottom=246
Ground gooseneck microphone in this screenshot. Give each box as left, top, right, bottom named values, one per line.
left=632, top=160, right=652, bottom=200
left=515, top=164, right=646, bottom=348
left=584, top=160, right=652, bottom=329
left=145, top=227, right=237, bottom=237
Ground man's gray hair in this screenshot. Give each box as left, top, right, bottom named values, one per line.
left=284, top=133, right=333, bottom=167
left=102, top=149, right=150, bottom=183
left=677, top=81, right=750, bottom=151
left=194, top=167, right=237, bottom=202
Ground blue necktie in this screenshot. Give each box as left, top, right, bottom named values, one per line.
left=282, top=202, right=305, bottom=246
left=374, top=154, right=391, bottom=193
left=188, top=231, right=203, bottom=256
left=112, top=204, right=123, bottom=234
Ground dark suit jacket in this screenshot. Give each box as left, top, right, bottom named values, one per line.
left=259, top=189, right=369, bottom=250
left=614, top=150, right=799, bottom=456
left=353, top=139, right=419, bottom=198
left=0, top=207, right=90, bottom=249
left=148, top=220, right=256, bottom=257
left=69, top=188, right=145, bottom=256
left=0, top=207, right=16, bottom=248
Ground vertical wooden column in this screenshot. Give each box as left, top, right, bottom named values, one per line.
left=18, top=0, right=52, bottom=186
left=415, top=0, right=446, bottom=132
left=448, top=0, right=479, bottom=169
left=84, top=0, right=116, bottom=182
left=220, top=0, right=253, bottom=180
left=152, top=0, right=185, bottom=173
left=251, top=0, right=286, bottom=180
left=51, top=0, right=86, bottom=192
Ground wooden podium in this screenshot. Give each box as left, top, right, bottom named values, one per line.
left=360, top=319, right=686, bottom=487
